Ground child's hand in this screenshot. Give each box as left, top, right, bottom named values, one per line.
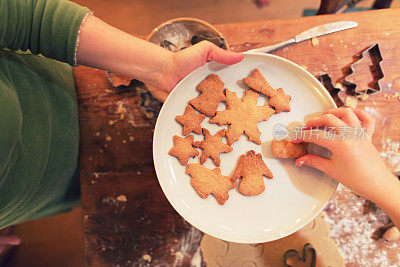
left=293, top=108, right=400, bottom=208
left=159, top=41, right=244, bottom=93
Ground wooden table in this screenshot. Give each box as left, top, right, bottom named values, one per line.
left=75, top=9, right=400, bottom=266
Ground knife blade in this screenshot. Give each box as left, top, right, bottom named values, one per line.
left=247, top=21, right=358, bottom=53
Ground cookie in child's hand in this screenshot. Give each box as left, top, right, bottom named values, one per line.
left=169, top=135, right=199, bottom=165
left=271, top=139, right=308, bottom=158
left=269, top=88, right=291, bottom=113
left=243, top=68, right=276, bottom=97
left=232, top=150, right=273, bottom=196
left=176, top=105, right=206, bottom=136
left=186, top=163, right=237, bottom=205
left=189, top=74, right=226, bottom=117
left=194, top=128, right=233, bottom=167
left=210, top=89, right=275, bottom=145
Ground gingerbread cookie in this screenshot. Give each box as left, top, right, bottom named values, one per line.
left=210, top=89, right=275, bottom=145
left=271, top=139, right=308, bottom=158
left=176, top=105, right=206, bottom=135
left=194, top=128, right=233, bottom=167
left=186, top=164, right=237, bottom=205
left=189, top=74, right=226, bottom=117
left=269, top=88, right=291, bottom=113
left=169, top=135, right=199, bottom=165
left=243, top=68, right=276, bottom=97
left=232, top=150, right=273, bottom=196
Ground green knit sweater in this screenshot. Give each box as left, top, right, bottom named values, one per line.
left=0, top=0, right=90, bottom=229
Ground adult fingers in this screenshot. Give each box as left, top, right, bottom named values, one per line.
left=305, top=113, right=347, bottom=131
left=199, top=41, right=244, bottom=65
left=352, top=109, right=375, bottom=138
left=323, top=107, right=361, bottom=128
left=295, top=154, right=333, bottom=176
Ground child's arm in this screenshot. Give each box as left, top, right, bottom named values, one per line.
left=76, top=16, right=244, bottom=93
left=293, top=107, right=400, bottom=229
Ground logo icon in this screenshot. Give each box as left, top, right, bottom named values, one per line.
left=273, top=124, right=289, bottom=141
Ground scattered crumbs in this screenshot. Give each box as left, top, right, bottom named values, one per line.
left=385, top=32, right=390, bottom=36
left=329, top=43, right=334, bottom=48
left=142, top=254, right=152, bottom=262
left=104, top=144, right=108, bottom=148
left=351, top=42, right=356, bottom=45
left=251, top=29, right=255, bottom=33
left=120, top=114, right=125, bottom=120
left=93, top=172, right=99, bottom=179
left=175, top=251, right=184, bottom=261
left=344, top=44, right=348, bottom=49
left=372, top=101, right=377, bottom=105
left=335, top=83, right=345, bottom=91
left=356, top=94, right=369, bottom=101
left=105, top=89, right=113, bottom=94
left=99, top=149, right=104, bottom=153
left=244, top=43, right=251, bottom=47
left=129, top=136, right=135, bottom=142
left=337, top=57, right=341, bottom=60
left=116, top=195, right=127, bottom=202
left=368, top=37, right=372, bottom=40
left=137, top=171, right=141, bottom=175
left=345, top=96, right=358, bottom=108
left=321, top=64, right=328, bottom=72
left=123, top=140, right=127, bottom=144
left=324, top=184, right=394, bottom=266
left=116, top=101, right=127, bottom=114
left=83, top=215, right=89, bottom=220
left=96, top=132, right=100, bottom=136
left=311, top=37, right=319, bottom=47
left=105, top=135, right=112, bottom=141
left=109, top=120, right=115, bottom=126
left=340, top=40, right=343, bottom=43
left=231, top=47, right=235, bottom=51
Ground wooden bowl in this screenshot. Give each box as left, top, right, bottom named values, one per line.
left=146, top=18, right=229, bottom=102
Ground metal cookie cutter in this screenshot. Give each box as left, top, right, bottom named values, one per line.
left=343, top=43, right=384, bottom=94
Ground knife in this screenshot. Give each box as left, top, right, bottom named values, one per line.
left=247, top=21, right=358, bottom=53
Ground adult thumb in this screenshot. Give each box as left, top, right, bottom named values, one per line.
left=200, top=41, right=244, bottom=65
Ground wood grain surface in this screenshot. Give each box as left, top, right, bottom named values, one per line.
left=75, top=9, right=400, bottom=266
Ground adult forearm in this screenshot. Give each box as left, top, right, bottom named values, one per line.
left=76, top=15, right=172, bottom=88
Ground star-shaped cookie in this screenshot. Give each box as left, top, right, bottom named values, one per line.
left=186, top=163, right=237, bottom=205
left=269, top=88, right=291, bottom=113
left=169, top=135, right=199, bottom=165
left=210, top=89, right=275, bottom=145
left=232, top=150, right=273, bottom=196
left=189, top=74, right=226, bottom=117
left=176, top=105, right=206, bottom=135
left=194, top=128, right=233, bottom=167
left=243, top=68, right=276, bottom=97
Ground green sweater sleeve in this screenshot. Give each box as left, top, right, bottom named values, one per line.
left=0, top=0, right=90, bottom=66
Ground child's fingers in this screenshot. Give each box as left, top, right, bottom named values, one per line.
left=305, top=114, right=347, bottom=131
left=323, top=107, right=361, bottom=128
left=292, top=130, right=336, bottom=151
left=295, top=154, right=332, bottom=175
left=352, top=109, right=375, bottom=137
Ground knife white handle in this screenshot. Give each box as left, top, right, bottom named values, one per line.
left=247, top=38, right=295, bottom=53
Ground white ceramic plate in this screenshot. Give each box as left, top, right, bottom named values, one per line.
left=153, top=53, right=338, bottom=243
